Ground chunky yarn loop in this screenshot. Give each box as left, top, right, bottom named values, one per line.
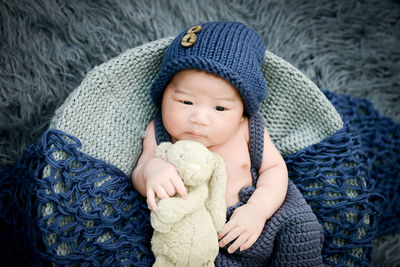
left=1, top=130, right=154, bottom=266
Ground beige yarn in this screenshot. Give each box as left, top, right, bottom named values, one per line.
left=49, top=37, right=343, bottom=176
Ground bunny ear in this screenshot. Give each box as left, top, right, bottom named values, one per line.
left=156, top=142, right=172, bottom=160
left=205, top=153, right=227, bottom=232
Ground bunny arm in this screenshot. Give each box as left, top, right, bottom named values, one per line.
left=150, top=211, right=173, bottom=233
left=205, top=154, right=227, bottom=232
left=205, top=200, right=226, bottom=232
left=155, top=184, right=208, bottom=224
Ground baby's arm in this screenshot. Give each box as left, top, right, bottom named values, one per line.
left=218, top=127, right=288, bottom=253
left=131, top=121, right=187, bottom=211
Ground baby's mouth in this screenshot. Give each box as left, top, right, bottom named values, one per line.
left=186, top=131, right=204, bottom=138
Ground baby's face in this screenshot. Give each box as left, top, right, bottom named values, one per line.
left=161, top=69, right=244, bottom=148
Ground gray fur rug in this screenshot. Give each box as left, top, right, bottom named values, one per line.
left=1, top=0, right=399, bottom=265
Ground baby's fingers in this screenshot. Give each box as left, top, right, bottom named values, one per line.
left=163, top=182, right=176, bottom=197
left=154, top=185, right=170, bottom=199
left=218, top=225, right=242, bottom=249
left=227, top=232, right=249, bottom=253
left=218, top=219, right=236, bottom=240
left=172, top=176, right=187, bottom=199
left=239, top=234, right=258, bottom=252
left=148, top=186, right=170, bottom=211
left=146, top=189, right=157, bottom=211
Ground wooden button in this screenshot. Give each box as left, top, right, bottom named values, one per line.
left=181, top=25, right=202, bottom=47
left=187, top=25, right=202, bottom=34
left=181, top=32, right=197, bottom=47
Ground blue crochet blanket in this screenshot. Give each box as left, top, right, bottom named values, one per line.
left=0, top=91, right=399, bottom=266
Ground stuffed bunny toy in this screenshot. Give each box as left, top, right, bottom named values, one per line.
left=150, top=140, right=227, bottom=267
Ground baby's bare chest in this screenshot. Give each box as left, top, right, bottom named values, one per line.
left=209, top=123, right=253, bottom=206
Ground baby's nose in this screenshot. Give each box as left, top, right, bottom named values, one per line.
left=189, top=108, right=210, bottom=126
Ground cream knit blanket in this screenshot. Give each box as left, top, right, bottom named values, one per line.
left=49, top=37, right=343, bottom=175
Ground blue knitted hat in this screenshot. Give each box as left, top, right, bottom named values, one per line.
left=150, top=21, right=268, bottom=116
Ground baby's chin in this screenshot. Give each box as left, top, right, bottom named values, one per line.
left=173, top=134, right=211, bottom=148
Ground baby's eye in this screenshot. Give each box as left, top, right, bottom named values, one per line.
left=214, top=106, right=226, bottom=111
left=182, top=100, right=193, bottom=105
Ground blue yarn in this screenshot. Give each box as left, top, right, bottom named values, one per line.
left=285, top=121, right=380, bottom=266
left=1, top=92, right=399, bottom=266
left=150, top=21, right=268, bottom=117
left=0, top=143, right=48, bottom=266
left=325, top=91, right=399, bottom=237
left=155, top=104, right=325, bottom=265
left=1, top=130, right=154, bottom=266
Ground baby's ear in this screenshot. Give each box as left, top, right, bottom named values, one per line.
left=156, top=142, right=172, bottom=160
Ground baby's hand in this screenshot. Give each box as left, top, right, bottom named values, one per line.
left=218, top=203, right=265, bottom=253
left=144, top=157, right=187, bottom=211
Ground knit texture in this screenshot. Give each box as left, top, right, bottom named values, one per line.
left=325, top=91, right=400, bottom=237
left=49, top=37, right=343, bottom=176
left=150, top=21, right=268, bottom=117
left=0, top=130, right=154, bottom=266
left=285, top=121, right=380, bottom=266
left=0, top=35, right=390, bottom=266
left=0, top=108, right=400, bottom=266
left=215, top=182, right=324, bottom=266
left=1, top=1, right=399, bottom=266
left=155, top=110, right=324, bottom=266
left=1, top=92, right=398, bottom=266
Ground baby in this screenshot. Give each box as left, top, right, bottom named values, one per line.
left=132, top=21, right=288, bottom=254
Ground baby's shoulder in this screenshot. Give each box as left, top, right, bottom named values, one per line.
left=146, top=120, right=155, bottom=131
left=144, top=120, right=156, bottom=138
left=142, top=120, right=157, bottom=149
